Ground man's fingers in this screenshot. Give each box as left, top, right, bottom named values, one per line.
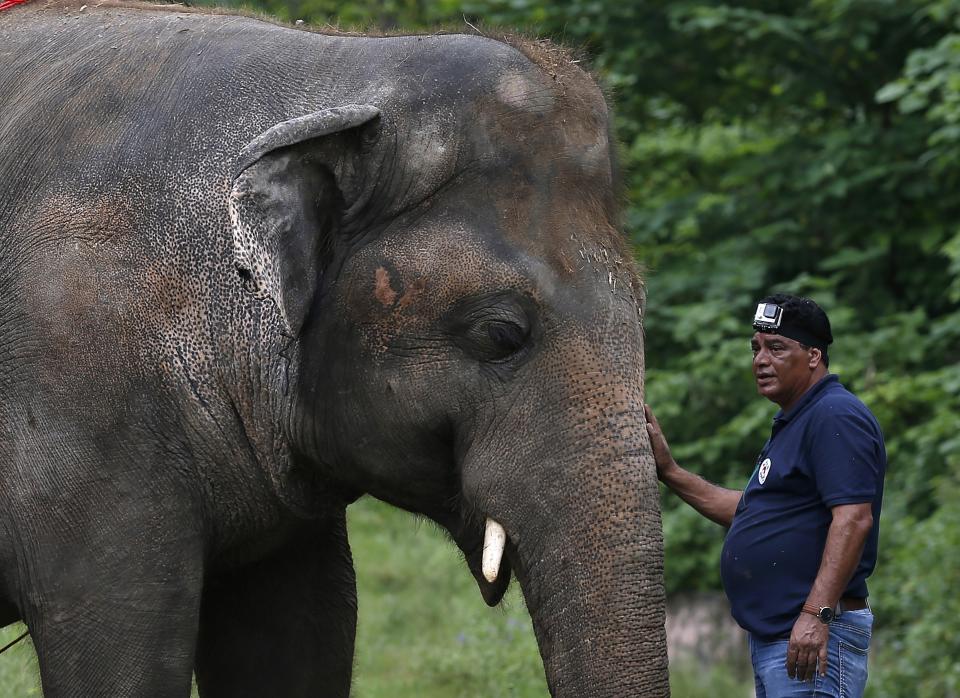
left=794, top=652, right=810, bottom=681
left=643, top=404, right=675, bottom=474
left=644, top=403, right=663, bottom=430
left=785, top=646, right=799, bottom=678
left=798, top=649, right=820, bottom=682
left=786, top=645, right=823, bottom=681
left=818, top=644, right=829, bottom=677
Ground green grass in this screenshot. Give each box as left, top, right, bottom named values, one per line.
left=349, top=497, right=547, bottom=698
left=0, top=625, right=39, bottom=695
left=0, top=497, right=750, bottom=696
left=668, top=659, right=752, bottom=698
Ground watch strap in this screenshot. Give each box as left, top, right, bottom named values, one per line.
left=802, top=603, right=833, bottom=623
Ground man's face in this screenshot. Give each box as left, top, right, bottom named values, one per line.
left=751, top=332, right=819, bottom=409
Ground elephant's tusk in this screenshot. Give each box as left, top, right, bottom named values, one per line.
left=482, top=518, right=506, bottom=583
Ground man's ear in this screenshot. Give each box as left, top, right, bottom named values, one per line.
left=229, top=105, right=380, bottom=335
left=808, top=346, right=823, bottom=369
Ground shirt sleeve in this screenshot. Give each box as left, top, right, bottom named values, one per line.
left=806, top=403, right=883, bottom=507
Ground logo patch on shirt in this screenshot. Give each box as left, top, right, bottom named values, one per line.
left=758, top=458, right=772, bottom=484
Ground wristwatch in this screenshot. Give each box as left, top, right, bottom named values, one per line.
left=802, top=603, right=835, bottom=624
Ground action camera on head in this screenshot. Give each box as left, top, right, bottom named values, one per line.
left=753, top=303, right=783, bottom=332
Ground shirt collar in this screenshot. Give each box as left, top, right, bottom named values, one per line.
left=772, top=373, right=839, bottom=427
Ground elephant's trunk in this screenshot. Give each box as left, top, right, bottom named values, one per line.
left=456, top=283, right=668, bottom=694
left=510, top=442, right=669, bottom=697
left=463, top=364, right=670, bottom=696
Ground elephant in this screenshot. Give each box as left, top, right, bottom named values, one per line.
left=0, top=1, right=669, bottom=696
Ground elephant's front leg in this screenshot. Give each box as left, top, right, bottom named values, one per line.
left=18, top=495, right=205, bottom=697
left=195, top=513, right=357, bottom=698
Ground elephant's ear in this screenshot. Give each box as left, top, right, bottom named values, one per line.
left=229, top=104, right=381, bottom=334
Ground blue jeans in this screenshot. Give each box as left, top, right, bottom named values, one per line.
left=750, top=608, right=873, bottom=697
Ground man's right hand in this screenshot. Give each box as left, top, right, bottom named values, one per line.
left=644, top=403, right=678, bottom=482
left=643, top=403, right=742, bottom=527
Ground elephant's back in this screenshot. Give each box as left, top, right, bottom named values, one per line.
left=0, top=1, right=553, bottom=190
left=0, top=5, right=289, bottom=368
left=0, top=4, right=334, bottom=218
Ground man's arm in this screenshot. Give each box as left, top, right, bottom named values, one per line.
left=644, top=404, right=742, bottom=528
left=785, top=502, right=874, bottom=681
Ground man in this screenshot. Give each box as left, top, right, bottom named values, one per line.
left=645, top=294, right=886, bottom=697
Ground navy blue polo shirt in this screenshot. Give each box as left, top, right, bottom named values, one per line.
left=720, top=374, right=886, bottom=640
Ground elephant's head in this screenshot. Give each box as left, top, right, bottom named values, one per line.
left=229, top=35, right=669, bottom=697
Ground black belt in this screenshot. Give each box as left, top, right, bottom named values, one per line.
left=838, top=596, right=868, bottom=612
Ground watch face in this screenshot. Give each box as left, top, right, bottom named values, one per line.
left=818, top=607, right=835, bottom=623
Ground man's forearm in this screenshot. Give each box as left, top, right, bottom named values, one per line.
left=660, top=465, right=742, bottom=528
left=805, top=503, right=874, bottom=609
left=644, top=404, right=742, bottom=527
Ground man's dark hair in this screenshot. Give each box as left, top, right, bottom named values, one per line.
left=757, top=293, right=833, bottom=368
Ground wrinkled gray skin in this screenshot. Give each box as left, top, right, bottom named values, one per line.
left=0, top=2, right=668, bottom=696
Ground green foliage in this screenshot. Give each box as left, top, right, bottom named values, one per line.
left=868, top=474, right=960, bottom=698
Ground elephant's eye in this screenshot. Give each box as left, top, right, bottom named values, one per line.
left=482, top=320, right=529, bottom=361
left=447, top=294, right=535, bottom=365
